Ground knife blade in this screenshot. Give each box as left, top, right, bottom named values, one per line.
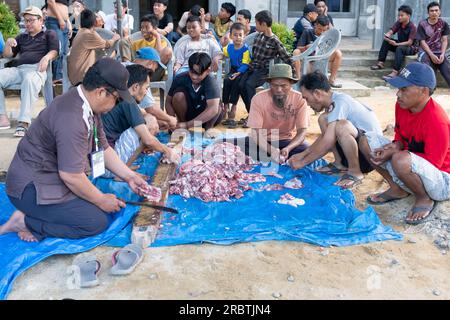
left=125, top=201, right=179, bottom=214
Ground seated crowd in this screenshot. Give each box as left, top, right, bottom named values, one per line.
left=0, top=0, right=450, bottom=244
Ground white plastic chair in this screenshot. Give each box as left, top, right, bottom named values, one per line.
left=292, top=28, right=341, bottom=82
left=0, top=57, right=54, bottom=107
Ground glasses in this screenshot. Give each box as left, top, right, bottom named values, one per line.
left=104, top=87, right=120, bottom=101
left=24, top=18, right=38, bottom=24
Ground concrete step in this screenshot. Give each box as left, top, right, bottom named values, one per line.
left=338, top=66, right=394, bottom=78
left=351, top=78, right=389, bottom=88
left=340, top=49, right=380, bottom=58
left=341, top=56, right=393, bottom=67
left=333, top=79, right=371, bottom=97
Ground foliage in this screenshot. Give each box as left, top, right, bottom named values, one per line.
left=272, top=22, right=296, bottom=53
left=0, top=3, right=19, bottom=40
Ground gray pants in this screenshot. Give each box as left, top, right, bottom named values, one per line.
left=0, top=64, right=46, bottom=123
left=366, top=132, right=450, bottom=201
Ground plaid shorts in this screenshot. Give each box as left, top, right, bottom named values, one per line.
left=366, top=132, right=450, bottom=201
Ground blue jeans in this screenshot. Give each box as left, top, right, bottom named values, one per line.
left=45, top=16, right=69, bottom=81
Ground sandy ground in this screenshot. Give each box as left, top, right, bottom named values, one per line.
left=2, top=89, right=450, bottom=300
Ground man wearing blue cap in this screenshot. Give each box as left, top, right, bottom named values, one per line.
left=127, top=46, right=177, bottom=131
left=360, top=62, right=450, bottom=225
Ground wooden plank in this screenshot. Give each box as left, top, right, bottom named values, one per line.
left=134, top=134, right=186, bottom=229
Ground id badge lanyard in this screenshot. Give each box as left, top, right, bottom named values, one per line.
left=90, top=115, right=106, bottom=178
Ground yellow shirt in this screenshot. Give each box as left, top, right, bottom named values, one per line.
left=214, top=18, right=232, bottom=37
left=131, top=37, right=167, bottom=52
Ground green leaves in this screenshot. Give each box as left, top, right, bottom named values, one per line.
left=271, top=22, right=296, bottom=53
left=0, top=3, right=19, bottom=40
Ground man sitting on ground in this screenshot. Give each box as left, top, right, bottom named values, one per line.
left=165, top=52, right=222, bottom=130
left=359, top=62, right=450, bottom=225
left=101, top=64, right=178, bottom=178
left=228, top=64, right=310, bottom=163
left=370, top=5, right=417, bottom=80
left=416, top=2, right=450, bottom=88
left=289, top=71, right=382, bottom=189
left=0, top=6, right=59, bottom=136
left=293, top=3, right=318, bottom=49
left=293, top=15, right=342, bottom=87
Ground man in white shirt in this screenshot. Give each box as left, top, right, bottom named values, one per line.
left=104, top=0, right=134, bottom=37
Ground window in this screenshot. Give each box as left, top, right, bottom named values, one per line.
left=288, top=0, right=307, bottom=12
left=327, top=0, right=351, bottom=12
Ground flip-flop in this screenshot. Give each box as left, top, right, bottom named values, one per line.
left=335, top=173, right=363, bottom=189
left=367, top=192, right=410, bottom=205
left=405, top=201, right=437, bottom=225
left=226, top=119, right=237, bottom=129
left=370, top=64, right=384, bottom=70
left=70, top=255, right=101, bottom=288
left=110, top=243, right=144, bottom=276
left=315, top=163, right=347, bottom=175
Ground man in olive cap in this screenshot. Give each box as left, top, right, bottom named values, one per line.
left=0, top=58, right=149, bottom=242
left=228, top=63, right=310, bottom=164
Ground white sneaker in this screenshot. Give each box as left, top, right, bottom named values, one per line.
left=0, top=114, right=11, bottom=130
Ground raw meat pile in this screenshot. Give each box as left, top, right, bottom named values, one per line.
left=169, top=143, right=265, bottom=202
left=138, top=184, right=162, bottom=202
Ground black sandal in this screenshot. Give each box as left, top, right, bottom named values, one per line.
left=370, top=64, right=384, bottom=70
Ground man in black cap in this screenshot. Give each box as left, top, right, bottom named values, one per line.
left=0, top=58, right=149, bottom=242
left=359, top=62, right=450, bottom=225
left=293, top=3, right=318, bottom=48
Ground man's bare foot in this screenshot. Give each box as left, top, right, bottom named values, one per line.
left=0, top=210, right=38, bottom=242
left=18, top=230, right=38, bottom=242
left=0, top=210, right=27, bottom=235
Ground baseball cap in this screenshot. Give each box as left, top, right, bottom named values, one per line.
left=20, top=6, right=43, bottom=18
left=385, top=62, right=437, bottom=90
left=304, top=4, right=318, bottom=14
left=135, top=47, right=167, bottom=70
left=95, top=58, right=134, bottom=103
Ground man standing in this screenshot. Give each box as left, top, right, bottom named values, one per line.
left=360, top=62, right=450, bottom=225
left=231, top=64, right=310, bottom=163
left=45, top=0, right=71, bottom=83
left=0, top=58, right=149, bottom=242
left=289, top=71, right=382, bottom=189
left=416, top=2, right=450, bottom=87
left=0, top=6, right=59, bottom=136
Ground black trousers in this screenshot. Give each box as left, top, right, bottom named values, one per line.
left=8, top=183, right=109, bottom=241
left=378, top=40, right=415, bottom=71
left=238, top=69, right=268, bottom=112
left=222, top=71, right=242, bottom=105
left=418, top=51, right=450, bottom=87
left=224, top=136, right=308, bottom=161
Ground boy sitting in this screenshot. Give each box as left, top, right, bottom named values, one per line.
left=205, top=2, right=236, bottom=46
left=173, top=15, right=222, bottom=75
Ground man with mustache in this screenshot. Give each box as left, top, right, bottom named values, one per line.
left=228, top=63, right=310, bottom=164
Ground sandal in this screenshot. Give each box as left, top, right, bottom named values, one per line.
left=70, top=255, right=101, bottom=288
left=367, top=191, right=410, bottom=205
left=13, top=123, right=28, bottom=138
left=329, top=81, right=342, bottom=88
left=370, top=63, right=384, bottom=70
left=226, top=119, right=237, bottom=129
left=315, top=163, right=347, bottom=175
left=109, top=243, right=144, bottom=276
left=334, top=173, right=363, bottom=189
left=405, top=201, right=437, bottom=225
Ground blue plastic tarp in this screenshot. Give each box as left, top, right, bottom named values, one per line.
left=0, top=132, right=403, bottom=299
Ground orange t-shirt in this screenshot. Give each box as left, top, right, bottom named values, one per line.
left=247, top=89, right=310, bottom=141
